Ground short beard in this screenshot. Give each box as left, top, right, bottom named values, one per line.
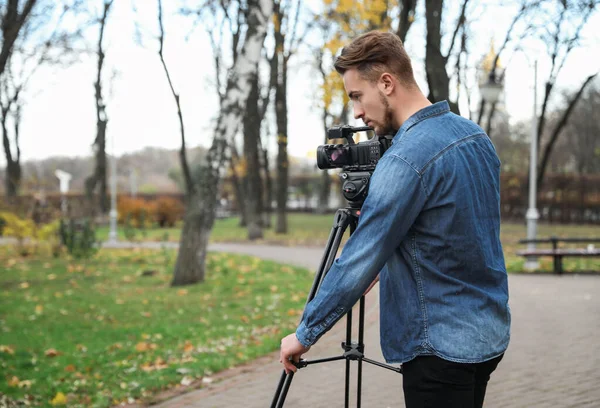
left=377, top=91, right=398, bottom=136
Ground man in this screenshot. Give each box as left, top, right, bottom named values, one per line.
left=279, top=31, right=510, bottom=408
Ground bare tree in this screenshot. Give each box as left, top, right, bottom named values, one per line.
left=1, top=0, right=83, bottom=197
left=424, top=0, right=469, bottom=114
left=171, top=0, right=272, bottom=285
left=561, top=83, right=600, bottom=174
left=84, top=0, right=113, bottom=214
left=535, top=0, right=599, bottom=189
left=273, top=0, right=303, bottom=234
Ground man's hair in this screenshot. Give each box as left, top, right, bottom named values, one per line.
left=334, top=31, right=417, bottom=88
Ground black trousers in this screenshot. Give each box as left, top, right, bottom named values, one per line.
left=402, top=354, right=503, bottom=408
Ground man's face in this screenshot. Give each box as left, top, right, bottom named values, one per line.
left=343, top=69, right=398, bottom=136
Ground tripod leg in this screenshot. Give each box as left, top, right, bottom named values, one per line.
left=357, top=296, right=365, bottom=408
left=270, top=209, right=353, bottom=408
left=345, top=308, right=352, bottom=408
left=270, top=372, right=286, bottom=408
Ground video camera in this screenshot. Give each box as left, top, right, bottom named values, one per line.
left=316, top=125, right=393, bottom=205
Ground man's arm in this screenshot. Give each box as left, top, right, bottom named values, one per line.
left=290, top=154, right=428, bottom=349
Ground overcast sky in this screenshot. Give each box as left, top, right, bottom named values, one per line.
left=2, top=0, right=599, bottom=168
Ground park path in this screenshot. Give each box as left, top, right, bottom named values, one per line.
left=99, top=241, right=600, bottom=408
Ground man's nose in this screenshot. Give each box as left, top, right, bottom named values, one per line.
left=353, top=105, right=364, bottom=120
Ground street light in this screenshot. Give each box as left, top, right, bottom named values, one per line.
left=525, top=60, right=539, bottom=270
left=54, top=169, right=72, bottom=215
left=479, top=74, right=504, bottom=105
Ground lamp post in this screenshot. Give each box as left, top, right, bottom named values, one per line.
left=108, top=136, right=118, bottom=244
left=54, top=169, right=72, bottom=215
left=525, top=60, right=539, bottom=270
left=478, top=69, right=504, bottom=135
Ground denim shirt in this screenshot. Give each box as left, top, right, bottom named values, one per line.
left=296, top=101, right=510, bottom=364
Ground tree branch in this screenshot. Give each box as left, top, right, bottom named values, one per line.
left=537, top=72, right=597, bottom=190
left=157, top=0, right=194, bottom=195
left=446, top=0, right=469, bottom=58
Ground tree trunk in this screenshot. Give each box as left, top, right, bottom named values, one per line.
left=261, top=143, right=272, bottom=228
left=243, top=73, right=263, bottom=239
left=171, top=0, right=272, bottom=286
left=1, top=109, right=20, bottom=198
left=424, top=0, right=460, bottom=114
left=275, top=55, right=288, bottom=234
left=229, top=145, right=248, bottom=227
left=85, top=1, right=112, bottom=215
left=396, top=0, right=417, bottom=43
left=0, top=0, right=37, bottom=78
left=173, top=190, right=210, bottom=285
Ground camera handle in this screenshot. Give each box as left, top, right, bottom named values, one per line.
left=270, top=207, right=402, bottom=408
left=327, top=125, right=373, bottom=144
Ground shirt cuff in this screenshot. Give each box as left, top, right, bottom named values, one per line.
left=295, top=321, right=315, bottom=348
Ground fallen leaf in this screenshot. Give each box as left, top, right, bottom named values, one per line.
left=182, top=341, right=194, bottom=353
left=240, top=315, right=250, bottom=323
left=180, top=376, right=193, bottom=386
left=270, top=285, right=278, bottom=293
left=141, top=312, right=152, bottom=318
left=50, top=391, right=67, bottom=406
left=8, top=376, right=19, bottom=387
left=115, top=299, right=125, bottom=304
left=0, top=345, right=15, bottom=354
left=19, top=282, right=29, bottom=289
left=177, top=289, right=188, bottom=296
left=65, top=364, right=76, bottom=372
left=18, top=379, right=32, bottom=388
left=47, top=274, right=57, bottom=280
left=135, top=342, right=149, bottom=352
left=45, top=348, right=61, bottom=357
left=35, top=305, right=44, bottom=314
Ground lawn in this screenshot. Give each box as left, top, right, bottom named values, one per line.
left=0, top=246, right=313, bottom=407
left=98, top=213, right=600, bottom=273
left=95, top=213, right=336, bottom=246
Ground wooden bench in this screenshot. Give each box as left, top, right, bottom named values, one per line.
left=517, top=237, right=600, bottom=274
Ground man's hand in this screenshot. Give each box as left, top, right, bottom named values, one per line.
left=279, top=333, right=310, bottom=374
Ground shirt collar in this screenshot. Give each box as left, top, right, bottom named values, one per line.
left=393, top=101, right=450, bottom=142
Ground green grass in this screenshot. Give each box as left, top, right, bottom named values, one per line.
left=95, top=213, right=336, bottom=246
left=0, top=247, right=313, bottom=407
left=98, top=213, right=600, bottom=273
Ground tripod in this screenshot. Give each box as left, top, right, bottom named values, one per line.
left=270, top=206, right=402, bottom=408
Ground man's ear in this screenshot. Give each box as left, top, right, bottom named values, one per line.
left=378, top=73, right=395, bottom=96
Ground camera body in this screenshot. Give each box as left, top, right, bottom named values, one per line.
left=316, top=125, right=393, bottom=205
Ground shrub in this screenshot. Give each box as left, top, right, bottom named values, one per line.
left=117, top=197, right=153, bottom=228
left=37, top=220, right=62, bottom=257
left=58, top=218, right=98, bottom=259
left=0, top=211, right=36, bottom=256
left=152, top=196, right=184, bottom=227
